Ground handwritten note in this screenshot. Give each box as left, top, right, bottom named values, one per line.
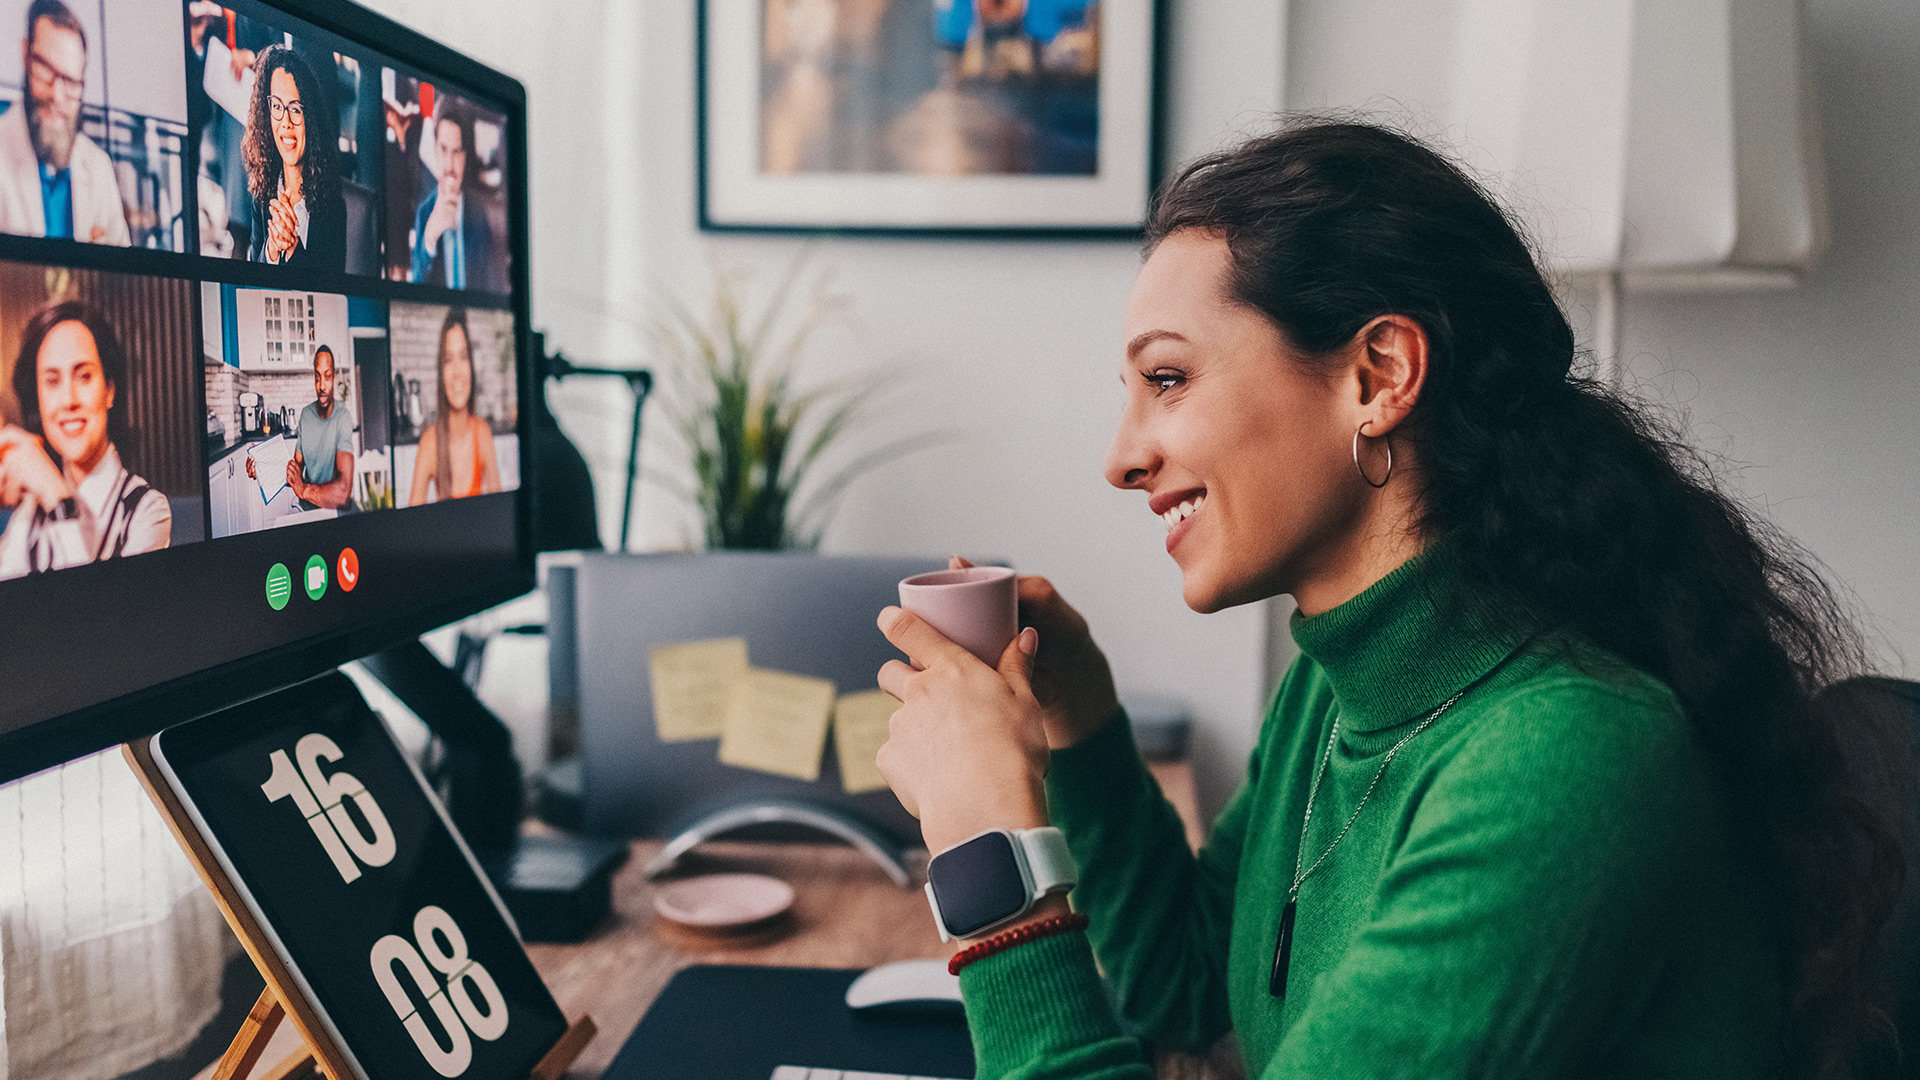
left=717, top=668, right=836, bottom=781
left=832, top=690, right=898, bottom=794
left=648, top=638, right=749, bottom=742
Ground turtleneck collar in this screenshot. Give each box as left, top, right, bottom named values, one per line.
left=1288, top=540, right=1532, bottom=734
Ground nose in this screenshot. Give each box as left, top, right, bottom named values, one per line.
left=1103, top=402, right=1156, bottom=491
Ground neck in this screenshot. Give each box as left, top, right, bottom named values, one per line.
left=315, top=399, right=332, bottom=418
left=64, top=440, right=108, bottom=486
left=283, top=164, right=303, bottom=199
left=1290, top=473, right=1426, bottom=617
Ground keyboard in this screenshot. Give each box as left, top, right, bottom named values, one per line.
left=768, top=1060, right=967, bottom=1068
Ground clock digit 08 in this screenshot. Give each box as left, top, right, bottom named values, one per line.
left=371, top=905, right=512, bottom=1077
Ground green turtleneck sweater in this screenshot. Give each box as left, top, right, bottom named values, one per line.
left=957, top=548, right=1784, bottom=1078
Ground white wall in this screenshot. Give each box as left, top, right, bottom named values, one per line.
left=359, top=0, right=1294, bottom=817
left=361, top=0, right=1920, bottom=817
left=1602, top=0, right=1920, bottom=674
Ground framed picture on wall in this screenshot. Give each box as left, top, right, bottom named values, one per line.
left=699, top=0, right=1162, bottom=236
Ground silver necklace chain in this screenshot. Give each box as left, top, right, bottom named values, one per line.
left=1287, top=683, right=1474, bottom=900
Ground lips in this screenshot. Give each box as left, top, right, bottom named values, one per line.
left=1150, top=488, right=1207, bottom=555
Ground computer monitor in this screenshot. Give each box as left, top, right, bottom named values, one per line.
left=0, top=0, right=535, bottom=785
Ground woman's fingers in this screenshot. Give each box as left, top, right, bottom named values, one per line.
left=877, top=605, right=975, bottom=673
left=876, top=659, right=915, bottom=700
left=947, top=554, right=975, bottom=570
left=997, top=627, right=1039, bottom=699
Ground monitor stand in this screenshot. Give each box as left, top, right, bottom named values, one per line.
left=359, top=641, right=627, bottom=942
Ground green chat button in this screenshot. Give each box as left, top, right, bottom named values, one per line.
left=265, top=563, right=292, bottom=611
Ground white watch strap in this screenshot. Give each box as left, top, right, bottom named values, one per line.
left=1013, top=826, right=1076, bottom=896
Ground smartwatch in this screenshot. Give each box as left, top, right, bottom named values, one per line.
left=924, top=826, right=1077, bottom=942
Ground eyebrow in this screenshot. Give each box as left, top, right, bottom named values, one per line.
left=1126, top=329, right=1189, bottom=360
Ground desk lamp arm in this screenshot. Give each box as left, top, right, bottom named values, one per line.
left=539, top=335, right=653, bottom=553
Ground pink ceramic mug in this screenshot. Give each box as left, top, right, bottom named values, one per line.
left=897, top=566, right=1019, bottom=666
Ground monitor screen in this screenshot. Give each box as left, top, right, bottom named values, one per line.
left=0, top=0, right=535, bottom=784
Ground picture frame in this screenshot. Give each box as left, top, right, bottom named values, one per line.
left=699, top=0, right=1163, bottom=237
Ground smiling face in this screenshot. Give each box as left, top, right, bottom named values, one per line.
left=1104, top=230, right=1364, bottom=613
left=440, top=322, right=472, bottom=414
left=269, top=67, right=305, bottom=168
left=35, top=318, right=112, bottom=473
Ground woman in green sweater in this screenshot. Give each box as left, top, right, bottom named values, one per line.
left=872, top=121, right=1901, bottom=1079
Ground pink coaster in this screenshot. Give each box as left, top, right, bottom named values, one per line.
left=652, top=873, right=795, bottom=931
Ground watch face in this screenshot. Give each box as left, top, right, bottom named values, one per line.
left=929, top=831, right=1030, bottom=938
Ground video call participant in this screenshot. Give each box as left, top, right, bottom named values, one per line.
left=0, top=0, right=129, bottom=245
left=247, top=344, right=354, bottom=510
left=244, top=44, right=346, bottom=270
left=409, top=104, right=504, bottom=292
left=0, top=300, right=168, bottom=578
left=407, top=307, right=498, bottom=504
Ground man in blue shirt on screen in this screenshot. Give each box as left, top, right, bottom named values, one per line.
left=0, top=0, right=128, bottom=244
left=409, top=104, right=503, bottom=292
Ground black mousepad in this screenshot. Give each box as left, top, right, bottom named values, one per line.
left=604, top=965, right=974, bottom=1080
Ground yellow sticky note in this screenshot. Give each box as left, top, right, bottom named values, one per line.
left=648, top=638, right=749, bottom=742
left=717, top=668, right=837, bottom=780
left=833, top=690, right=899, bottom=794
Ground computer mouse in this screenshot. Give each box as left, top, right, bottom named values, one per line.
left=844, top=958, right=964, bottom=1017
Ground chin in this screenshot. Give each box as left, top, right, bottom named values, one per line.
left=1179, top=573, right=1230, bottom=615
left=1181, top=566, right=1278, bottom=615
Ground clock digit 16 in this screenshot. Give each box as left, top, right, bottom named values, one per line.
left=260, top=733, right=399, bottom=883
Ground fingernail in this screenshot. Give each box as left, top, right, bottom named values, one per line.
left=1019, top=627, right=1038, bottom=656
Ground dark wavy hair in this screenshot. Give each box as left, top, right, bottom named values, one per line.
left=243, top=44, right=340, bottom=214
left=1147, top=119, right=1905, bottom=1078
left=11, top=299, right=129, bottom=460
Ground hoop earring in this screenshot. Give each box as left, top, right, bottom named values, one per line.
left=1353, top=422, right=1393, bottom=489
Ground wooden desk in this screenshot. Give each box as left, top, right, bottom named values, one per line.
left=526, top=762, right=1240, bottom=1080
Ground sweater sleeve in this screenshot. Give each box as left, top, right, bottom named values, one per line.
left=955, top=713, right=1254, bottom=1079
left=1259, top=679, right=1754, bottom=1080
left=1048, top=714, right=1251, bottom=1048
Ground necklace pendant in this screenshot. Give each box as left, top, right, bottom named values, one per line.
left=1268, top=898, right=1297, bottom=998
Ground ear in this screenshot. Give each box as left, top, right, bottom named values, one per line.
left=1351, top=314, right=1428, bottom=438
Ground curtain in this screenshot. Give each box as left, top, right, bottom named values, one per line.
left=0, top=752, right=235, bottom=1080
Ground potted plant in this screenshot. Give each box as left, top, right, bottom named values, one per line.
left=652, top=254, right=934, bottom=550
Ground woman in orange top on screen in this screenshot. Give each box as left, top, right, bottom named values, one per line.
left=408, top=306, right=500, bottom=504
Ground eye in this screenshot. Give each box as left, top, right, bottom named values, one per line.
left=1141, top=368, right=1186, bottom=395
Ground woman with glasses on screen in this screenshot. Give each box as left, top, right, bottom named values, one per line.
left=408, top=306, right=499, bottom=505
left=243, top=44, right=346, bottom=271
left=870, top=121, right=1903, bottom=1079
left=0, top=300, right=169, bottom=578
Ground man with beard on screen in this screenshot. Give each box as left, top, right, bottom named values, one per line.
left=0, top=0, right=129, bottom=244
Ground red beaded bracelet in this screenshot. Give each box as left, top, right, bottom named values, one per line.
left=948, top=912, right=1090, bottom=976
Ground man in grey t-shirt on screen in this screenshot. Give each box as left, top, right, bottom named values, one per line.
left=247, top=344, right=355, bottom=510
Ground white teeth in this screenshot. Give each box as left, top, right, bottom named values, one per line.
left=1160, top=494, right=1206, bottom=529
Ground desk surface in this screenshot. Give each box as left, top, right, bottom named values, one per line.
left=527, top=761, right=1239, bottom=1080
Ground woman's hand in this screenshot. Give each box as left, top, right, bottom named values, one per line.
left=875, top=607, right=1050, bottom=855
left=0, top=427, right=72, bottom=509
left=947, top=556, right=1122, bottom=749
left=265, top=193, right=298, bottom=262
